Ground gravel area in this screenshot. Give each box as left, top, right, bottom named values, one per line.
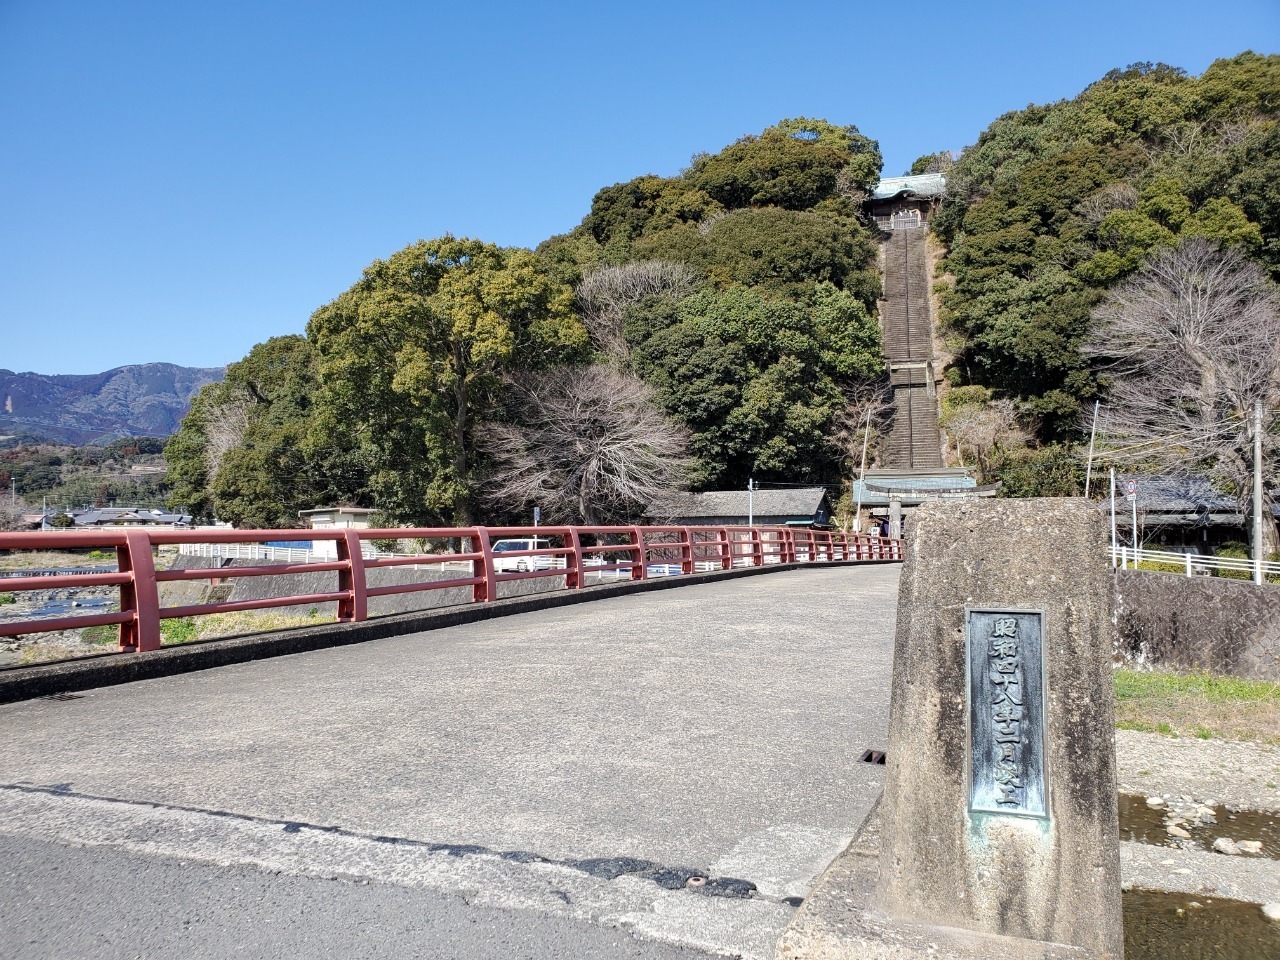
left=1111, top=729, right=1280, bottom=909
left=1116, top=729, right=1280, bottom=813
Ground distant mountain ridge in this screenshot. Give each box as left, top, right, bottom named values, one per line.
left=0, top=363, right=225, bottom=445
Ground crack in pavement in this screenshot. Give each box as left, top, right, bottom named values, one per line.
left=1, top=782, right=776, bottom=904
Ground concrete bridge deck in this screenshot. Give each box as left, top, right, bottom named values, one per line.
left=0, top=564, right=900, bottom=960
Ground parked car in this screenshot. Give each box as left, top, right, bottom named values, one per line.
left=491, top=537, right=554, bottom=572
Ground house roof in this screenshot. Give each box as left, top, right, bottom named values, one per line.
left=298, top=507, right=380, bottom=518
left=66, top=508, right=192, bottom=526
left=1099, top=474, right=1280, bottom=521
left=870, top=173, right=947, bottom=201
left=1114, top=475, right=1240, bottom=513
left=852, top=471, right=992, bottom=507
left=648, top=488, right=829, bottom=520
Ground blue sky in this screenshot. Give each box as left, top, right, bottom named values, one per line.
left=2, top=0, right=1277, bottom=374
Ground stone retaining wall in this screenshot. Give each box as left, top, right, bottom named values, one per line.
left=160, top=556, right=566, bottom=618
left=229, top=565, right=567, bottom=617
left=1113, top=570, right=1280, bottom=680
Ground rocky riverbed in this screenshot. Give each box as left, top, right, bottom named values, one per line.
left=0, top=584, right=119, bottom=666
left=1116, top=729, right=1280, bottom=916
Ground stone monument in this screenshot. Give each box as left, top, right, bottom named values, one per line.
left=871, top=498, right=1123, bottom=957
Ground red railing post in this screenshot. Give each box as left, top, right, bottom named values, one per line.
left=630, top=526, right=648, bottom=580
left=470, top=528, right=494, bottom=602
left=751, top=528, right=763, bottom=566
left=782, top=529, right=797, bottom=564
left=718, top=527, right=732, bottom=570
left=679, top=527, right=694, bottom=575
left=566, top=527, right=584, bottom=589
left=117, top=531, right=161, bottom=652
left=336, top=530, right=369, bottom=622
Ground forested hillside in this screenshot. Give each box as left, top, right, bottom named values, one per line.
left=166, top=53, right=1280, bottom=527
left=167, top=119, right=887, bottom=527
left=934, top=52, right=1279, bottom=457
left=0, top=364, right=224, bottom=445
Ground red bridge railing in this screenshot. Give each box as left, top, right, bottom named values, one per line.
left=0, top=525, right=902, bottom=654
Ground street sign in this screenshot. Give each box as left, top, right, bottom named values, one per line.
left=533, top=506, right=541, bottom=526
left=1125, top=479, right=1137, bottom=500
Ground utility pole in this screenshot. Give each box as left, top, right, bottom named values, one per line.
left=748, top=477, right=755, bottom=527
left=1254, top=400, right=1264, bottom=586
left=9, top=478, right=14, bottom=506
left=1131, top=480, right=1139, bottom=558
left=1109, top=467, right=1117, bottom=568
left=853, top=406, right=872, bottom=533
left=1084, top=400, right=1100, bottom=499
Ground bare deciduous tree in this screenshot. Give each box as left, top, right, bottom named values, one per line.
left=1087, top=238, right=1280, bottom=550
left=1077, top=182, right=1139, bottom=228
left=941, top=397, right=1026, bottom=480
left=203, top=390, right=253, bottom=483
left=830, top=383, right=892, bottom=473
left=0, top=498, right=29, bottom=532
left=478, top=365, right=692, bottom=525
left=575, top=260, right=696, bottom=358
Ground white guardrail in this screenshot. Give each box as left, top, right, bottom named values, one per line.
left=176, top=543, right=798, bottom=577
left=1111, top=545, right=1280, bottom=579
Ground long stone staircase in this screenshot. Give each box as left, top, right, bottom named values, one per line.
left=880, top=228, right=943, bottom=470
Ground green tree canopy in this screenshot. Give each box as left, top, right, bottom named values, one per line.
left=165, top=335, right=358, bottom=527
left=307, top=236, right=588, bottom=524
left=633, top=207, right=879, bottom=302
left=934, top=53, right=1280, bottom=441
left=627, top=284, right=880, bottom=488
left=687, top=118, right=880, bottom=211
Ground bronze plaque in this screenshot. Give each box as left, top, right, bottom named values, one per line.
left=966, top=609, right=1048, bottom=819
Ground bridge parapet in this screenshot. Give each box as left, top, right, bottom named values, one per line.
left=0, top=524, right=901, bottom=654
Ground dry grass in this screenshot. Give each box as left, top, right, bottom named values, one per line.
left=1114, top=668, right=1280, bottom=745
left=11, top=609, right=329, bottom=665
left=0, top=550, right=117, bottom=570
left=162, top=609, right=330, bottom=644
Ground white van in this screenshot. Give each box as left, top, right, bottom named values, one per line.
left=491, top=537, right=554, bottom=572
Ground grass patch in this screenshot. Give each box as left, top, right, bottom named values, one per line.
left=0, top=550, right=116, bottom=570
left=160, top=617, right=199, bottom=645
left=158, top=609, right=329, bottom=645
left=0, top=593, right=15, bottom=605
left=1114, top=668, right=1280, bottom=745
left=81, top=623, right=117, bottom=646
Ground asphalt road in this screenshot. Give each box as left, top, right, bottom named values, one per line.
left=0, top=564, right=901, bottom=959
left=1, top=833, right=711, bottom=960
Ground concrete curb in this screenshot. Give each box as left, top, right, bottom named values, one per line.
left=0, top=560, right=899, bottom=705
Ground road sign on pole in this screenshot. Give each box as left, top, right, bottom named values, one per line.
left=1125, top=479, right=1136, bottom=500
left=533, top=506, right=540, bottom=527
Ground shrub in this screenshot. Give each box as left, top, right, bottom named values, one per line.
left=1135, top=559, right=1186, bottom=574
left=160, top=618, right=199, bottom=645
left=1215, top=541, right=1253, bottom=580
left=0, top=592, right=15, bottom=605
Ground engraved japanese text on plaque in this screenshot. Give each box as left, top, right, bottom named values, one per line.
left=966, top=609, right=1047, bottom=819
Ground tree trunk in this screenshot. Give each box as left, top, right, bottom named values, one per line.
left=453, top=365, right=473, bottom=527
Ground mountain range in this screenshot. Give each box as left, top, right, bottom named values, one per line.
left=0, top=363, right=225, bottom=445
